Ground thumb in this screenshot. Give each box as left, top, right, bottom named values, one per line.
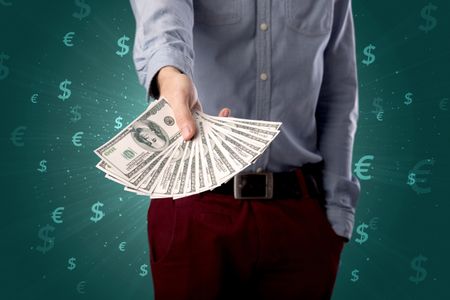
left=218, top=108, right=231, bottom=117
left=171, top=100, right=196, bottom=141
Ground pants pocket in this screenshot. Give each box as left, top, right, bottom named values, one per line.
left=147, top=198, right=178, bottom=265
left=308, top=195, right=348, bottom=246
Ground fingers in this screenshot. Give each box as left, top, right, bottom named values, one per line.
left=191, top=100, right=203, bottom=112
left=218, top=108, right=231, bottom=117
left=170, top=99, right=197, bottom=141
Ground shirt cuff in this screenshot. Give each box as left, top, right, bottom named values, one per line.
left=143, top=47, right=195, bottom=101
left=325, top=205, right=355, bottom=241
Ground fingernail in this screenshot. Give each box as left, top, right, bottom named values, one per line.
left=182, top=126, right=192, bottom=140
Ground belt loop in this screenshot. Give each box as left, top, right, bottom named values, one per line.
left=295, top=167, right=310, bottom=199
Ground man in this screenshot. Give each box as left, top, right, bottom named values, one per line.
left=129, top=0, right=361, bottom=299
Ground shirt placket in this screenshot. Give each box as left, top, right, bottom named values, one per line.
left=253, top=0, right=272, bottom=173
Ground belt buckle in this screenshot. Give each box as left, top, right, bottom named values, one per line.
left=233, top=172, right=273, bottom=200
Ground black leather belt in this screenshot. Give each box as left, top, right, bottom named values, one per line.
left=208, top=161, right=325, bottom=200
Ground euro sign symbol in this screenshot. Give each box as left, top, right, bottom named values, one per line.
left=36, top=224, right=55, bottom=254
left=362, top=44, right=376, bottom=66
left=72, top=131, right=84, bottom=147
left=76, top=281, right=87, bottom=294
left=419, top=3, right=437, bottom=33
left=10, top=126, right=27, bottom=147
left=51, top=207, right=64, bottom=224
left=410, top=158, right=434, bottom=194
left=63, top=32, right=75, bottom=47
left=30, top=93, right=38, bottom=103
left=58, top=79, right=72, bottom=101
left=72, top=0, right=91, bottom=20
left=90, top=201, right=105, bottom=223
left=0, top=52, right=10, bottom=80
left=376, top=111, right=384, bottom=121
left=368, top=217, right=379, bottom=230
left=116, top=35, right=130, bottom=57
left=409, top=254, right=428, bottom=284
left=118, top=241, right=126, bottom=252
left=354, top=155, right=374, bottom=180
left=439, top=98, right=448, bottom=111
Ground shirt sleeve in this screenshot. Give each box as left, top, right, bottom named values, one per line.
left=315, top=0, right=361, bottom=241
left=129, top=0, right=195, bottom=100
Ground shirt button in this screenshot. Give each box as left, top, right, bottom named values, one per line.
left=260, top=22, right=269, bottom=31
left=260, top=72, right=268, bottom=81
left=256, top=167, right=263, bottom=173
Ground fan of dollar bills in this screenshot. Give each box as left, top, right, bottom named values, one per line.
left=94, top=97, right=281, bottom=199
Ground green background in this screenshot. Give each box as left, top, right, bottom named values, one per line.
left=1, top=0, right=449, bottom=299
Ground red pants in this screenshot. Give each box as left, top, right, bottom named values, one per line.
left=147, top=172, right=346, bottom=299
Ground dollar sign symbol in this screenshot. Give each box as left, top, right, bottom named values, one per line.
left=90, top=201, right=105, bottom=223
left=115, top=116, right=123, bottom=129
left=116, top=35, right=130, bottom=57
left=36, top=224, right=55, bottom=254
left=37, top=160, right=47, bottom=173
left=404, top=92, right=413, bottom=105
left=407, top=172, right=416, bottom=186
left=68, top=257, right=77, bottom=270
left=355, top=223, right=369, bottom=245
left=372, top=97, right=383, bottom=115
left=72, top=0, right=91, bottom=20
left=70, top=105, right=82, bottom=123
left=58, top=79, right=72, bottom=101
left=419, top=3, right=437, bottom=33
left=362, top=44, right=376, bottom=66
left=139, top=264, right=148, bottom=277
left=409, top=254, right=428, bottom=284
left=351, top=269, right=359, bottom=282
left=0, top=52, right=10, bottom=80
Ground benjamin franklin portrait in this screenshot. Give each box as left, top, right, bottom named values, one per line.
left=131, top=119, right=169, bottom=152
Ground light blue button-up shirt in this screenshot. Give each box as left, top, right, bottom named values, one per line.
left=129, top=0, right=361, bottom=240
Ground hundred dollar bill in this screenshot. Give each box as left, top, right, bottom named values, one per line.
left=153, top=140, right=187, bottom=195
left=197, top=111, right=279, bottom=139
left=94, top=98, right=181, bottom=185
left=139, top=138, right=182, bottom=196
left=197, top=117, right=219, bottom=190
left=205, top=121, right=250, bottom=169
left=136, top=138, right=180, bottom=195
left=201, top=112, right=282, bottom=131
left=173, top=139, right=192, bottom=195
